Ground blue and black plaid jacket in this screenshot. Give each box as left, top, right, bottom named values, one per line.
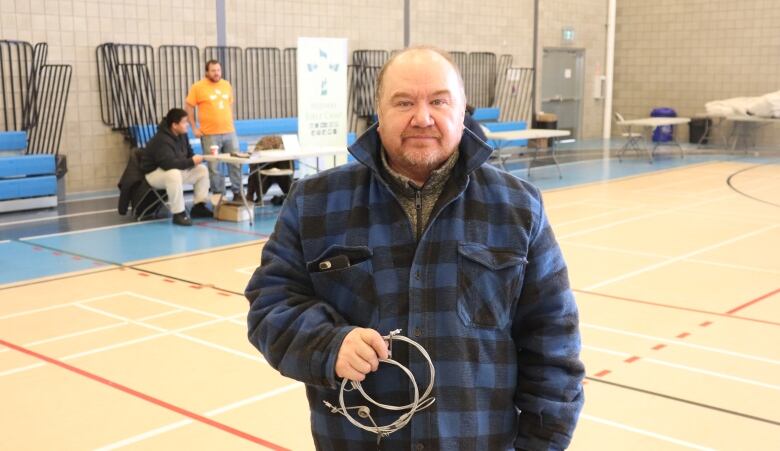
left=246, top=125, right=584, bottom=450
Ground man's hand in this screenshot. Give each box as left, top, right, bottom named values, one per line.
left=192, top=155, right=204, bottom=164
left=335, top=328, right=389, bottom=381
left=193, top=128, right=203, bottom=138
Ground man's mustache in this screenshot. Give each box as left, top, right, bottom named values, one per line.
left=401, top=132, right=441, bottom=139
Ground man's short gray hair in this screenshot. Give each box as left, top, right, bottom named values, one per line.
left=374, top=46, right=466, bottom=109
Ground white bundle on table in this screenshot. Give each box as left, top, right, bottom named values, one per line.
left=705, top=90, right=780, bottom=118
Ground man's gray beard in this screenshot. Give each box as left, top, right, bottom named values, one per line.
left=401, top=148, right=454, bottom=171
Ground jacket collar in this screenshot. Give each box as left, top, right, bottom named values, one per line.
left=348, top=123, right=493, bottom=179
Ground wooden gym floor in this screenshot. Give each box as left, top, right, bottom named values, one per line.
left=1, top=160, right=778, bottom=450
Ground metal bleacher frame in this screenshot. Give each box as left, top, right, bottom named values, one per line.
left=0, top=40, right=72, bottom=213
left=95, top=43, right=534, bottom=153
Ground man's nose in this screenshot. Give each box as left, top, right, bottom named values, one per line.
left=410, top=104, right=434, bottom=127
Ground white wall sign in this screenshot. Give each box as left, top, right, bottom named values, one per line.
left=297, top=37, right=348, bottom=173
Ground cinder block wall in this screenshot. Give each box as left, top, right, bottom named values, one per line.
left=613, top=0, right=780, bottom=145
left=1, top=0, right=215, bottom=193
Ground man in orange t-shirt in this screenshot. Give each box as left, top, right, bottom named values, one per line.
left=185, top=60, right=241, bottom=199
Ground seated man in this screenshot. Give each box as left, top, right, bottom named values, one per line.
left=139, top=108, right=213, bottom=226
left=245, top=135, right=293, bottom=205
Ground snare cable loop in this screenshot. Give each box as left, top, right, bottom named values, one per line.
left=323, top=329, right=436, bottom=442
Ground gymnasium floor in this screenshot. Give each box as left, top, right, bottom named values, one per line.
left=1, top=149, right=778, bottom=450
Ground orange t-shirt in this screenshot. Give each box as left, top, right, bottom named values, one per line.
left=185, top=78, right=235, bottom=135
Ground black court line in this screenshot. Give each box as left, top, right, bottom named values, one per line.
left=0, top=265, right=122, bottom=291
left=726, top=163, right=780, bottom=208
left=122, top=266, right=245, bottom=297
left=127, top=240, right=264, bottom=267
left=585, top=377, right=780, bottom=427
left=0, top=240, right=246, bottom=297
left=0, top=240, right=122, bottom=291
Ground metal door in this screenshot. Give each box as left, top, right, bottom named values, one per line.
left=541, top=48, right=584, bottom=139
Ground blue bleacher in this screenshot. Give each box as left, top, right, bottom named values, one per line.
left=0, top=131, right=27, bottom=152
left=0, top=131, right=57, bottom=212
left=470, top=108, right=528, bottom=147
left=128, top=124, right=158, bottom=149
left=471, top=107, right=500, bottom=122
left=234, top=118, right=298, bottom=137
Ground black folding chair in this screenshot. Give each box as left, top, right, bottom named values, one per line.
left=132, top=149, right=170, bottom=220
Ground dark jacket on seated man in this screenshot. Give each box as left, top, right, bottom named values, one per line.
left=139, top=122, right=197, bottom=174
left=246, top=135, right=293, bottom=204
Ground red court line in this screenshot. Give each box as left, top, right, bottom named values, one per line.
left=676, top=332, right=690, bottom=339
left=0, top=338, right=289, bottom=451
left=699, top=321, right=713, bottom=327
left=195, top=222, right=268, bottom=238
left=574, top=289, right=780, bottom=326
left=594, top=370, right=611, bottom=378
left=651, top=344, right=667, bottom=351
left=726, top=288, right=780, bottom=315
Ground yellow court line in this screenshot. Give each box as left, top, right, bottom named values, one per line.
left=76, top=303, right=260, bottom=363
left=553, top=205, right=646, bottom=227
left=563, top=240, right=780, bottom=275
left=584, top=224, right=779, bottom=290
left=542, top=160, right=727, bottom=194
left=582, top=323, right=780, bottom=365
left=0, top=309, right=185, bottom=356
left=558, top=189, right=746, bottom=240
left=121, top=291, right=246, bottom=325
left=0, top=265, right=120, bottom=291
left=94, top=382, right=303, bottom=451
left=0, top=313, right=247, bottom=378
left=583, top=345, right=780, bottom=390
left=0, top=291, right=131, bottom=320
left=580, top=414, right=715, bottom=451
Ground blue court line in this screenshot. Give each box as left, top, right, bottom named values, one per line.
left=0, top=240, right=110, bottom=285
left=508, top=154, right=766, bottom=191
left=21, top=219, right=267, bottom=264
left=5, top=153, right=775, bottom=285
left=198, top=206, right=281, bottom=237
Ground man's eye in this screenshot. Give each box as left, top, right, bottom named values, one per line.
left=396, top=101, right=413, bottom=107
left=431, top=99, right=447, bottom=106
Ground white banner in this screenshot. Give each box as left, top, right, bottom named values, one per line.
left=297, top=37, right=348, bottom=173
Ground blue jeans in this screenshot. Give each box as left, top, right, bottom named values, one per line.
left=201, top=133, right=241, bottom=194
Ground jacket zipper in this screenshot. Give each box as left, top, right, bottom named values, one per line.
left=414, top=189, right=423, bottom=241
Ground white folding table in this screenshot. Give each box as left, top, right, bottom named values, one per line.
left=615, top=117, right=691, bottom=163
left=203, top=146, right=348, bottom=224
left=483, top=128, right=571, bottom=178
left=726, top=115, right=780, bottom=152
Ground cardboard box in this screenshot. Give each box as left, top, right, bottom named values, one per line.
left=214, top=201, right=252, bottom=222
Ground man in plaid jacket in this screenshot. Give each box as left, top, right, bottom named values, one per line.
left=246, top=46, right=584, bottom=450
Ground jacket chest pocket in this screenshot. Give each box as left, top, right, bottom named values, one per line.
left=457, top=242, right=527, bottom=330
left=307, top=245, right=378, bottom=327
